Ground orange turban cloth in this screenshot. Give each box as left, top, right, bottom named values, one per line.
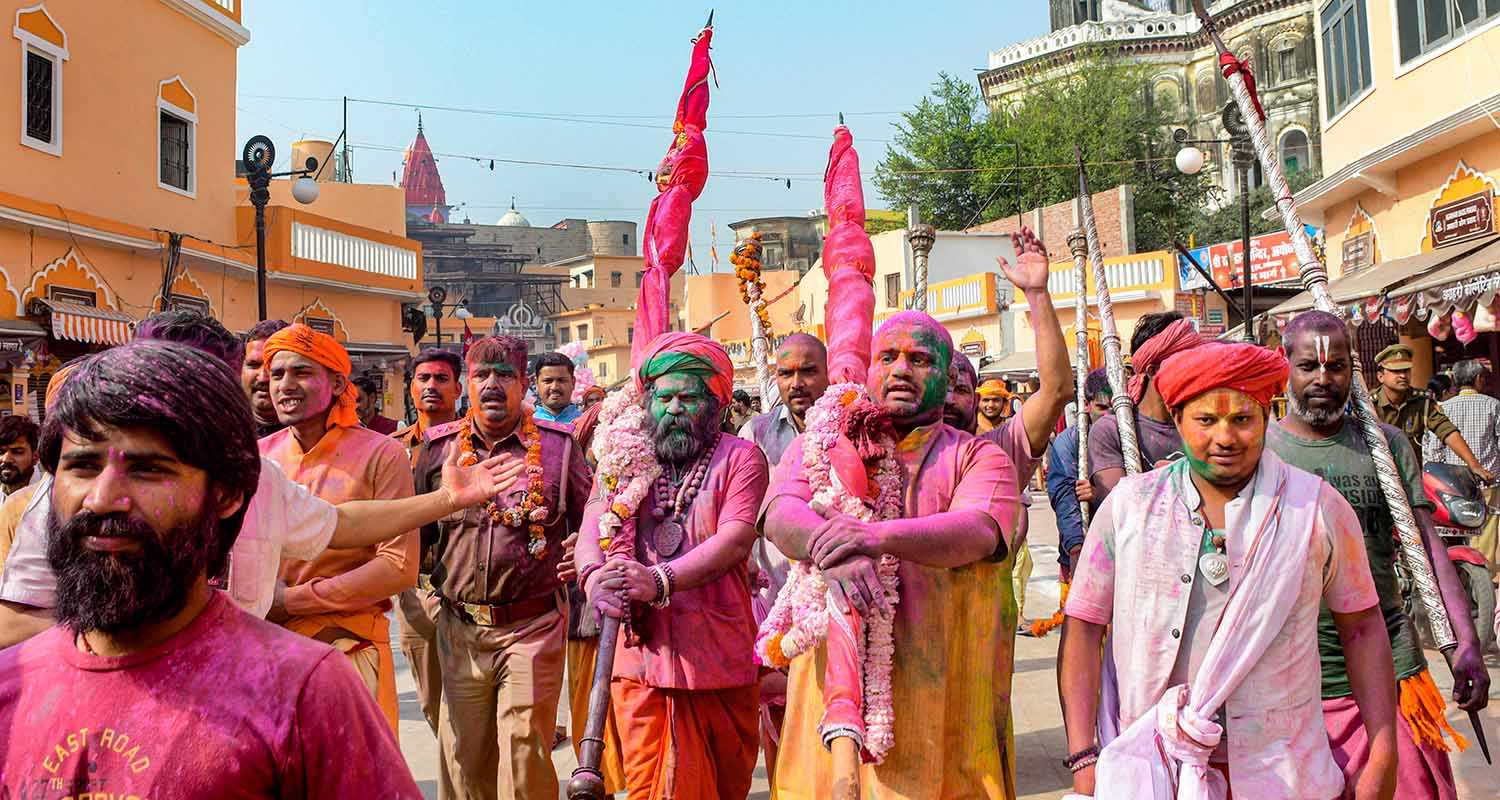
left=261, top=323, right=359, bottom=429
left=44, top=362, right=79, bottom=413
left=1127, top=318, right=1204, bottom=404
left=635, top=331, right=734, bottom=406
left=1155, top=342, right=1289, bottom=410
left=977, top=379, right=1011, bottom=399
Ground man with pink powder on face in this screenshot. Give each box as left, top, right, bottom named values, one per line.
left=764, top=310, right=1022, bottom=799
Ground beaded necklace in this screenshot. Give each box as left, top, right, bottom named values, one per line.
left=649, top=432, right=719, bottom=558
left=458, top=411, right=550, bottom=559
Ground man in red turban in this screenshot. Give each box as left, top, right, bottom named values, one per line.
left=1060, top=340, right=1399, bottom=799
left=1086, top=313, right=1205, bottom=511
left=577, top=329, right=768, bottom=800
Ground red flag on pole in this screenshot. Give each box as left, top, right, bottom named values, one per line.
left=461, top=319, right=475, bottom=358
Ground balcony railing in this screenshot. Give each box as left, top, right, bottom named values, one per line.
left=208, top=0, right=241, bottom=22
left=1027, top=251, right=1173, bottom=304
left=293, top=222, right=418, bottom=281
left=898, top=273, right=1000, bottom=319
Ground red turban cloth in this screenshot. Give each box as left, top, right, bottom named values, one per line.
left=1127, top=318, right=1204, bottom=404
left=262, top=323, right=359, bottom=429
left=1155, top=342, right=1289, bottom=410
left=635, top=331, right=734, bottom=406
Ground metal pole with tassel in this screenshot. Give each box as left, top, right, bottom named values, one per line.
left=1189, top=0, right=1489, bottom=761
left=733, top=232, right=776, bottom=405
left=1075, top=147, right=1142, bottom=475
left=1067, top=229, right=1092, bottom=527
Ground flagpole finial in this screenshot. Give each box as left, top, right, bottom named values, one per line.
left=705, top=9, right=714, bottom=27
left=838, top=112, right=845, bottom=125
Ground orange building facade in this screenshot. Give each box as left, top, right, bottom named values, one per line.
left=0, top=1, right=421, bottom=419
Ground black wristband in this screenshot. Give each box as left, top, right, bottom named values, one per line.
left=1063, top=744, right=1100, bottom=771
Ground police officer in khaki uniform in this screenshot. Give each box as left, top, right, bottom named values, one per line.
left=1372, top=343, right=1493, bottom=480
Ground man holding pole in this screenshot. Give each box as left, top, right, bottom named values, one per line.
left=1271, top=311, right=1490, bottom=798
left=578, top=331, right=767, bottom=800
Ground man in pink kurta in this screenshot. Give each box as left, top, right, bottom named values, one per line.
left=764, top=313, right=1022, bottom=800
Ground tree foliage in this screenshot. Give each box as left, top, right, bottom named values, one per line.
left=876, top=54, right=1236, bottom=252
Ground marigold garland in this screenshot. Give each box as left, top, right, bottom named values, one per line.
left=754, top=381, right=903, bottom=763
left=1028, top=581, right=1069, bottom=638
left=458, top=411, right=549, bottom=558
left=731, top=233, right=774, bottom=336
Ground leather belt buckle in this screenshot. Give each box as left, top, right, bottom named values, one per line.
left=417, top=573, right=435, bottom=593
left=466, top=602, right=494, bottom=627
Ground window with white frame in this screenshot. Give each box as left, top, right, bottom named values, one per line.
left=159, top=109, right=193, bottom=193
left=1321, top=0, right=1373, bottom=117
left=1396, top=0, right=1499, bottom=64
left=13, top=7, right=68, bottom=156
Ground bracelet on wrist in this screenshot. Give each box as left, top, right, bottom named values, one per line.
left=577, top=560, right=605, bottom=589
left=659, top=563, right=677, bottom=598
left=649, top=565, right=670, bottom=609
left=1063, top=744, right=1100, bottom=772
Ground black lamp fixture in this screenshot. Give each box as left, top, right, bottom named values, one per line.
left=242, top=135, right=321, bottom=321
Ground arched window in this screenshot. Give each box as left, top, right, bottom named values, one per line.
left=1280, top=128, right=1311, bottom=174
left=1195, top=73, right=1216, bottom=116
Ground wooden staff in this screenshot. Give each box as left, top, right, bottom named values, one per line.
left=1189, top=0, right=1487, bottom=757
left=1066, top=230, right=1092, bottom=526
left=566, top=615, right=620, bottom=799
left=1075, top=147, right=1142, bottom=475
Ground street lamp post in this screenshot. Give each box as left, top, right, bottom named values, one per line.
left=427, top=286, right=448, bottom=346
left=1173, top=102, right=1258, bottom=343
left=242, top=135, right=322, bottom=321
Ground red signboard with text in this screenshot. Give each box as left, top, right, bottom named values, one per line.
left=1203, top=230, right=1301, bottom=289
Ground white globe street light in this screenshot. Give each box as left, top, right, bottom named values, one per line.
left=291, top=176, right=320, bottom=204
left=1175, top=145, right=1205, bottom=175
left=454, top=305, right=473, bottom=320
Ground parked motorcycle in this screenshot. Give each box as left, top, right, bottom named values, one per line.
left=1411, top=463, right=1498, bottom=653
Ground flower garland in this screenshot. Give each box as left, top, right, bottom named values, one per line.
left=731, top=233, right=774, bottom=336
left=458, top=412, right=549, bottom=558
left=589, top=381, right=662, bottom=556
left=754, top=382, right=903, bottom=762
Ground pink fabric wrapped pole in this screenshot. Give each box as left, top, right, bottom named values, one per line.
left=821, top=125, right=876, bottom=385
left=632, top=24, right=713, bottom=369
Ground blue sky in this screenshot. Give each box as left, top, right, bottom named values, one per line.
left=235, top=1, right=1049, bottom=268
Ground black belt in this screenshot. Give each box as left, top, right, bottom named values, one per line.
left=442, top=594, right=556, bottom=627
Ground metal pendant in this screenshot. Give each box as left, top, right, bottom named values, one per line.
left=1199, top=551, right=1230, bottom=587
left=655, top=521, right=685, bottom=558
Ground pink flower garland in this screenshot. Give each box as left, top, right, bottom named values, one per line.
left=590, top=382, right=662, bottom=556
left=754, top=381, right=903, bottom=762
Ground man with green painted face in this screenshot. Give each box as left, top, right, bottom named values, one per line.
left=764, top=310, right=1022, bottom=799
left=577, top=330, right=769, bottom=800
left=416, top=335, right=593, bottom=800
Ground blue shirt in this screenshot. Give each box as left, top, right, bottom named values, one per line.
left=1046, top=424, right=1086, bottom=570
left=533, top=403, right=582, bottom=426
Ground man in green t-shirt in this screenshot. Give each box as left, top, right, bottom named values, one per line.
left=1269, top=310, right=1489, bottom=798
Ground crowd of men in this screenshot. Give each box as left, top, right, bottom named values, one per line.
left=0, top=268, right=1492, bottom=798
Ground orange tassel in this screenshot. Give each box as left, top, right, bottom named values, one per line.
left=1398, top=669, right=1468, bottom=753
left=1028, top=582, right=1070, bottom=638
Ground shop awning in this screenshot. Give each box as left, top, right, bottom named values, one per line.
left=345, top=342, right=414, bottom=357
left=1265, top=234, right=1500, bottom=318
left=1387, top=236, right=1500, bottom=302
left=980, top=350, right=1041, bottom=377
left=45, top=301, right=134, bottom=346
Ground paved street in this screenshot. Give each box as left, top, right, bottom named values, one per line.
left=394, top=497, right=1500, bottom=799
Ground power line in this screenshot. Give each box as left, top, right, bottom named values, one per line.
left=238, top=92, right=904, bottom=121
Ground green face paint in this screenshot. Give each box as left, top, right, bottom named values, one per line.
left=648, top=373, right=709, bottom=424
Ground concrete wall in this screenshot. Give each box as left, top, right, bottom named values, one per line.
left=587, top=220, right=638, bottom=256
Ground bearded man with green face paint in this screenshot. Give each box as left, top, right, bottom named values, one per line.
left=764, top=310, right=1025, bottom=799
left=577, top=330, right=770, bottom=800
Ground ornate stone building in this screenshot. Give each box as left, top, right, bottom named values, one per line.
left=982, top=0, right=1321, bottom=198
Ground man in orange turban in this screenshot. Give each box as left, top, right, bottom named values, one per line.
left=577, top=329, right=768, bottom=800
left=975, top=379, right=1013, bottom=434
left=1062, top=340, right=1399, bottom=799
left=260, top=323, right=418, bottom=735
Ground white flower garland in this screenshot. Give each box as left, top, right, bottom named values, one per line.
left=754, top=382, right=902, bottom=762
left=591, top=381, right=662, bottom=553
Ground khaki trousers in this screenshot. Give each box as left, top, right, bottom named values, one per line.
left=437, top=603, right=566, bottom=800
left=1012, top=544, right=1033, bottom=621
left=397, top=586, right=444, bottom=734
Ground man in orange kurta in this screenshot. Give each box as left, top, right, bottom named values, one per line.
left=260, top=324, right=418, bottom=735
left=763, top=313, right=1021, bottom=800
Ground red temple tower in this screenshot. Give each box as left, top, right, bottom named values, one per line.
left=401, top=114, right=448, bottom=223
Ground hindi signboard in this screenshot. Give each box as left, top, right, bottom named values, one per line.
left=1429, top=190, right=1494, bottom=249
left=1342, top=231, right=1373, bottom=271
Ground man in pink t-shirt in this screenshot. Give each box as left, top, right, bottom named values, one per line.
left=0, top=340, right=418, bottom=799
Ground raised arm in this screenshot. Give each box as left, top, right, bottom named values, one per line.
left=999, top=227, right=1070, bottom=455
